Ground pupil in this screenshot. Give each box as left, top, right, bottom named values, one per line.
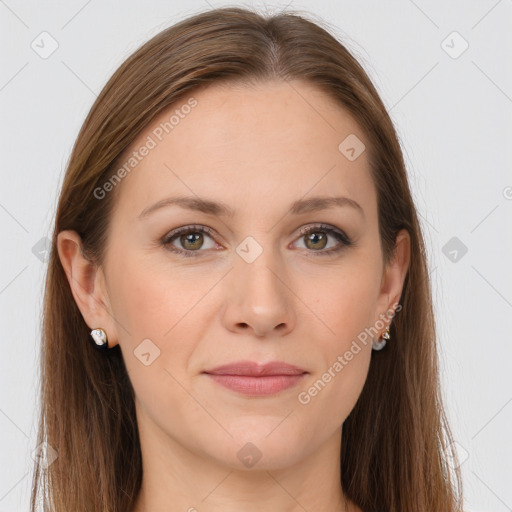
left=183, top=233, right=202, bottom=249
left=307, top=232, right=326, bottom=249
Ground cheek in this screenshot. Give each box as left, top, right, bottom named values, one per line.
left=291, top=263, right=378, bottom=424
left=297, top=343, right=371, bottom=439
left=300, top=260, right=380, bottom=346
left=108, top=252, right=209, bottom=340
left=107, top=249, right=225, bottom=380
left=295, top=300, right=373, bottom=437
left=105, top=255, right=198, bottom=398
left=108, top=257, right=201, bottom=428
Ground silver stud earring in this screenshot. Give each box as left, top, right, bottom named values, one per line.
left=372, top=326, right=390, bottom=351
left=90, top=328, right=109, bottom=350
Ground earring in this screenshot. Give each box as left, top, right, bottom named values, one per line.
left=372, top=326, right=390, bottom=351
left=90, top=328, right=109, bottom=350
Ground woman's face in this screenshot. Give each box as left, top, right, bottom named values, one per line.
left=66, top=79, right=408, bottom=472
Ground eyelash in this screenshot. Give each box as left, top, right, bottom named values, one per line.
left=161, top=223, right=352, bottom=258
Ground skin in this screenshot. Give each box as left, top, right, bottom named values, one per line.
left=58, top=79, right=410, bottom=512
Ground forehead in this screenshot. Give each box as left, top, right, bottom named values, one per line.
left=110, top=79, right=376, bottom=223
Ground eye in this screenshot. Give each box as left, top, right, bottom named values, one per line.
left=161, top=223, right=352, bottom=258
left=293, top=223, right=352, bottom=256
left=162, top=224, right=220, bottom=258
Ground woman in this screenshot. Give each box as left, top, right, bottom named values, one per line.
left=31, top=6, right=464, bottom=512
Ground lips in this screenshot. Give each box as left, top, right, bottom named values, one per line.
left=203, top=361, right=308, bottom=396
left=203, top=360, right=307, bottom=376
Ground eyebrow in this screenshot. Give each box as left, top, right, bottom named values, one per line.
left=138, top=195, right=364, bottom=219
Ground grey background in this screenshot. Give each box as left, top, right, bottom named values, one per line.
left=1, top=0, right=511, bottom=510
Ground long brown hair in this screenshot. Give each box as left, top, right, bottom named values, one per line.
left=31, top=6, right=463, bottom=511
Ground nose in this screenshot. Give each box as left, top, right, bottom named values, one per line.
left=220, top=254, right=296, bottom=338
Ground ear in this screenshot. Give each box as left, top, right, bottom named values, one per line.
left=375, top=228, right=411, bottom=330
left=56, top=230, right=119, bottom=348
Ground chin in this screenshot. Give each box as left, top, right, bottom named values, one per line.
left=200, top=425, right=307, bottom=471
